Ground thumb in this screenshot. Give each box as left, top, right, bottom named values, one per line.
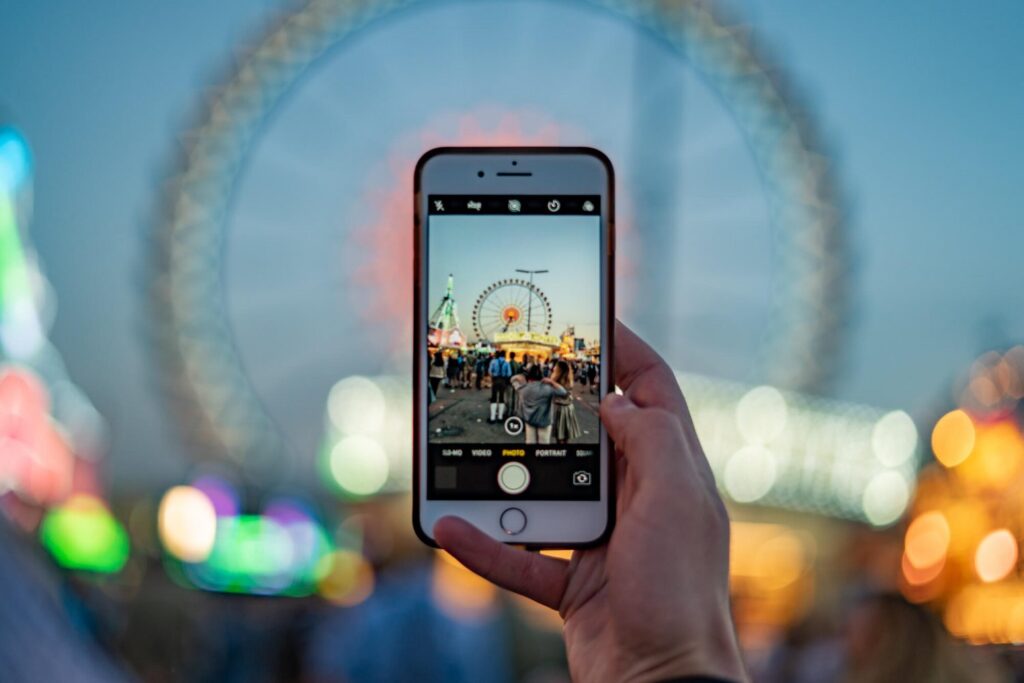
left=599, top=392, right=639, bottom=443
left=433, top=516, right=569, bottom=610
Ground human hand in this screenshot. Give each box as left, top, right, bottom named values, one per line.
left=434, top=321, right=746, bottom=682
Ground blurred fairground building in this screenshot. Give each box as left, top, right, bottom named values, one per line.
left=2, top=0, right=1024, bottom=681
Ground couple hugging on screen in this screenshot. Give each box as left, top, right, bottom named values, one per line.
left=490, top=354, right=581, bottom=444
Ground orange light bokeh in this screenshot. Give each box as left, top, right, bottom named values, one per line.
left=975, top=529, right=1018, bottom=583
left=931, top=409, right=975, bottom=468
left=904, top=510, right=950, bottom=571
left=954, top=419, right=1024, bottom=491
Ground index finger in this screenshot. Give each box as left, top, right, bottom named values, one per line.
left=612, top=319, right=688, bottom=417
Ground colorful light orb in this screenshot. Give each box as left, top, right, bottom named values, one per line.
left=728, top=522, right=814, bottom=627
left=264, top=498, right=333, bottom=585
left=861, top=470, right=910, bottom=527
left=751, top=533, right=806, bottom=591
left=956, top=419, right=1024, bottom=490
left=871, top=410, right=918, bottom=467
left=944, top=584, right=1024, bottom=644
left=318, top=548, right=374, bottom=606
left=181, top=511, right=334, bottom=597
left=1001, top=347, right=1024, bottom=399
left=40, top=494, right=129, bottom=574
left=0, top=128, right=31, bottom=192
left=186, top=515, right=294, bottom=594
left=902, top=551, right=945, bottom=588
left=904, top=510, right=950, bottom=571
left=944, top=499, right=990, bottom=558
left=931, top=409, right=976, bottom=468
left=158, top=485, right=217, bottom=563
left=975, top=529, right=1018, bottom=583
left=431, top=549, right=497, bottom=620
left=329, top=434, right=389, bottom=497
left=724, top=444, right=777, bottom=503
left=0, top=365, right=74, bottom=504
left=191, top=475, right=240, bottom=517
left=735, top=385, right=788, bottom=444
left=327, top=376, right=386, bottom=436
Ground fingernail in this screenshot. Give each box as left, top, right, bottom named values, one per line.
left=601, top=393, right=630, bottom=413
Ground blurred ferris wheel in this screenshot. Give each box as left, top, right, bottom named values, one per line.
left=150, top=0, right=848, bottom=481
left=473, top=278, right=552, bottom=342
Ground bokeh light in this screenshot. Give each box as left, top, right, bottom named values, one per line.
left=751, top=533, right=806, bottom=591
left=861, top=470, right=910, bottom=526
left=902, top=551, right=945, bottom=588
left=0, top=365, right=74, bottom=504
left=0, top=127, right=31, bottom=192
left=40, top=494, right=129, bottom=573
left=1002, top=347, right=1024, bottom=399
left=330, top=434, right=390, bottom=497
left=191, top=475, right=239, bottom=517
left=158, top=485, right=218, bottom=563
left=432, top=550, right=497, bottom=620
left=931, top=409, right=976, bottom=468
left=264, top=498, right=334, bottom=587
left=328, top=376, right=386, bottom=436
left=871, top=410, right=918, bottom=467
left=735, top=386, right=787, bottom=444
left=945, top=584, right=1024, bottom=644
left=318, top=548, right=374, bottom=606
left=680, top=372, right=921, bottom=524
left=320, top=374, right=412, bottom=496
left=188, top=515, right=295, bottom=594
left=956, top=420, right=1024, bottom=490
left=724, top=444, right=777, bottom=503
left=904, top=510, right=950, bottom=570
left=975, top=529, right=1017, bottom=583
left=729, top=522, right=813, bottom=627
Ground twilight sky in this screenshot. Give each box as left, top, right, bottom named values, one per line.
left=1, top=0, right=1020, bottom=487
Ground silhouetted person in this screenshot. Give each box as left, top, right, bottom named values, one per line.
left=429, top=351, right=444, bottom=396
left=488, top=351, right=511, bottom=423
left=550, top=360, right=580, bottom=444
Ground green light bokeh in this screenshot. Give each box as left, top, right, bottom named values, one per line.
left=40, top=501, right=130, bottom=574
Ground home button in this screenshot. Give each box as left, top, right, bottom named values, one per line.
left=499, top=507, right=527, bottom=535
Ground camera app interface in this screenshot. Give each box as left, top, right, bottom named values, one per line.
left=426, top=195, right=602, bottom=500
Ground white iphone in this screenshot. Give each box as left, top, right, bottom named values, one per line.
left=413, top=147, right=615, bottom=547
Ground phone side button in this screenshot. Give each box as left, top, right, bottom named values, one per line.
left=499, top=507, right=527, bottom=536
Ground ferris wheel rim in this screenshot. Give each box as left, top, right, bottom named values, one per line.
left=149, top=0, right=848, bottom=469
left=472, top=277, right=553, bottom=342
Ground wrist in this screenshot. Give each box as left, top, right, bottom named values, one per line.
left=623, top=619, right=747, bottom=683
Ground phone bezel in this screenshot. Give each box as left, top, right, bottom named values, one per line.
left=413, top=147, right=615, bottom=548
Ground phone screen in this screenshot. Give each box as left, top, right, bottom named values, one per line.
left=425, top=194, right=603, bottom=501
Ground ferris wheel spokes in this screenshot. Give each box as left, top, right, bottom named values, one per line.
left=472, top=276, right=552, bottom=344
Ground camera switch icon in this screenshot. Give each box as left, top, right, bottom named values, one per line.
left=572, top=470, right=592, bottom=486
